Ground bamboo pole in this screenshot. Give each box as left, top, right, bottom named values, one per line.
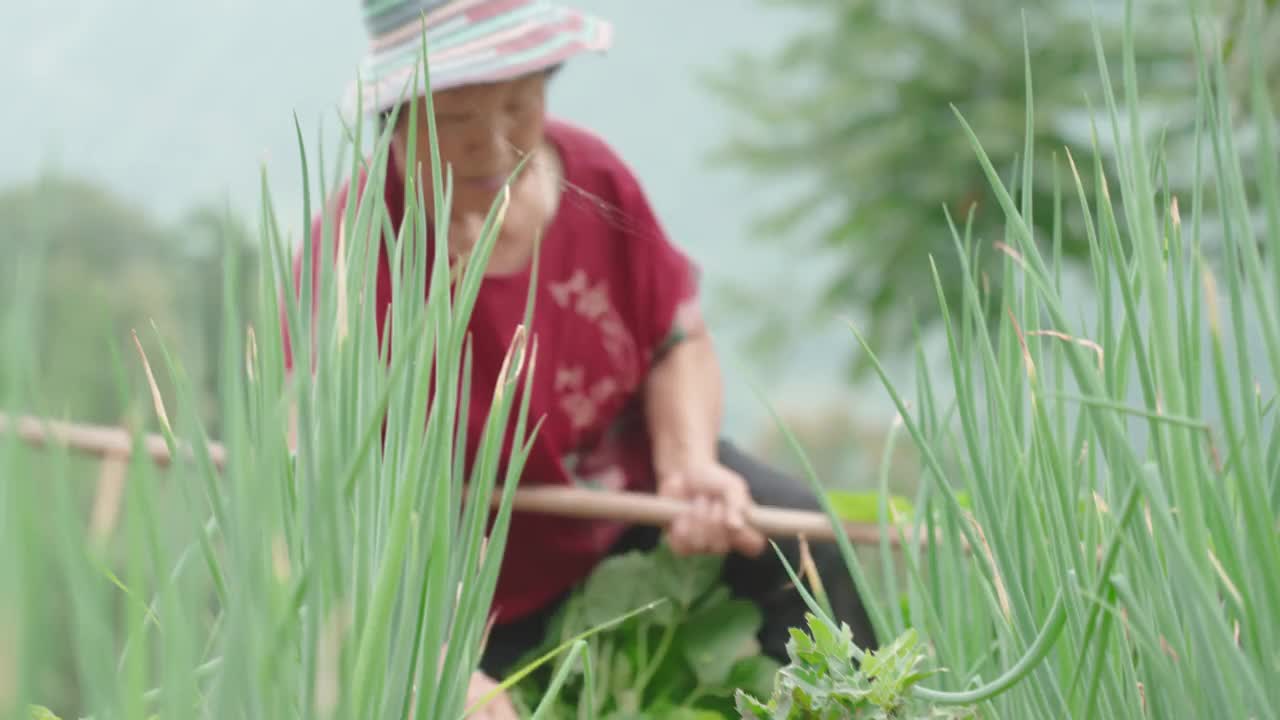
left=1, top=411, right=929, bottom=548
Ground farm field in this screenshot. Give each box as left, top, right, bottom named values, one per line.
left=4, top=1, right=1280, bottom=719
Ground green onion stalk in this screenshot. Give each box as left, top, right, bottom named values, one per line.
left=1, top=30, right=549, bottom=720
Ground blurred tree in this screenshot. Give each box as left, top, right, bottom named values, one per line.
left=0, top=173, right=256, bottom=431
left=702, top=0, right=1240, bottom=377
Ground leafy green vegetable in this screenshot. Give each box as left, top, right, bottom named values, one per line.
left=512, top=543, right=780, bottom=719
left=735, top=615, right=974, bottom=720
left=681, top=597, right=762, bottom=687
left=825, top=491, right=969, bottom=525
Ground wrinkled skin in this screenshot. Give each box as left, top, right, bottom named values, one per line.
left=388, top=70, right=561, bottom=275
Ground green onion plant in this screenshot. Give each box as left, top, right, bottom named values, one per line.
left=747, top=0, right=1280, bottom=717
left=1, top=31, right=553, bottom=720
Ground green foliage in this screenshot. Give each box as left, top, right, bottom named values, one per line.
left=0, top=176, right=259, bottom=712
left=825, top=490, right=968, bottom=524
left=745, top=0, right=1280, bottom=716
left=703, top=0, right=1209, bottom=376
left=25, top=704, right=150, bottom=720
left=1, top=37, right=547, bottom=720
left=9, top=1, right=1280, bottom=718
left=736, top=617, right=973, bottom=720
left=511, top=544, right=781, bottom=719
left=0, top=173, right=257, bottom=431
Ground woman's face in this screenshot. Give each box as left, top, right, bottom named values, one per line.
left=390, top=70, right=550, bottom=220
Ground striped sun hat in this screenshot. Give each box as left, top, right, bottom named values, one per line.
left=345, top=0, right=614, bottom=116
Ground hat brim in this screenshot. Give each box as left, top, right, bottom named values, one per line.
left=342, top=0, right=612, bottom=119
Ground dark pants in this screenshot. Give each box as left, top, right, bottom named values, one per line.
left=478, top=440, right=879, bottom=678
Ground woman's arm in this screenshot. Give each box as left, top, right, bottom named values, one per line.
left=644, top=314, right=723, bottom=476
left=643, top=312, right=765, bottom=558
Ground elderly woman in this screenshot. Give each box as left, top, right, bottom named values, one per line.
left=292, top=0, right=877, bottom=716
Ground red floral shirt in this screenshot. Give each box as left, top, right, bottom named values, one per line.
left=283, top=118, right=700, bottom=623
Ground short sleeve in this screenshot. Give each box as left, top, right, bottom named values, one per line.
left=609, top=160, right=703, bottom=367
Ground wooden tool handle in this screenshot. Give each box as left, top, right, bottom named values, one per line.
left=2, top=412, right=915, bottom=547
left=507, top=485, right=889, bottom=545
left=3, top=412, right=226, bottom=468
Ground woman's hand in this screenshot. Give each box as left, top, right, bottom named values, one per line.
left=657, top=459, right=767, bottom=558
left=466, top=671, right=520, bottom=719
left=640, top=305, right=763, bottom=557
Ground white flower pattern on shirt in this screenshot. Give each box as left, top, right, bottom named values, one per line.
left=549, top=268, right=644, bottom=494
left=549, top=268, right=641, bottom=432
left=555, top=364, right=622, bottom=432
left=550, top=269, right=640, bottom=384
